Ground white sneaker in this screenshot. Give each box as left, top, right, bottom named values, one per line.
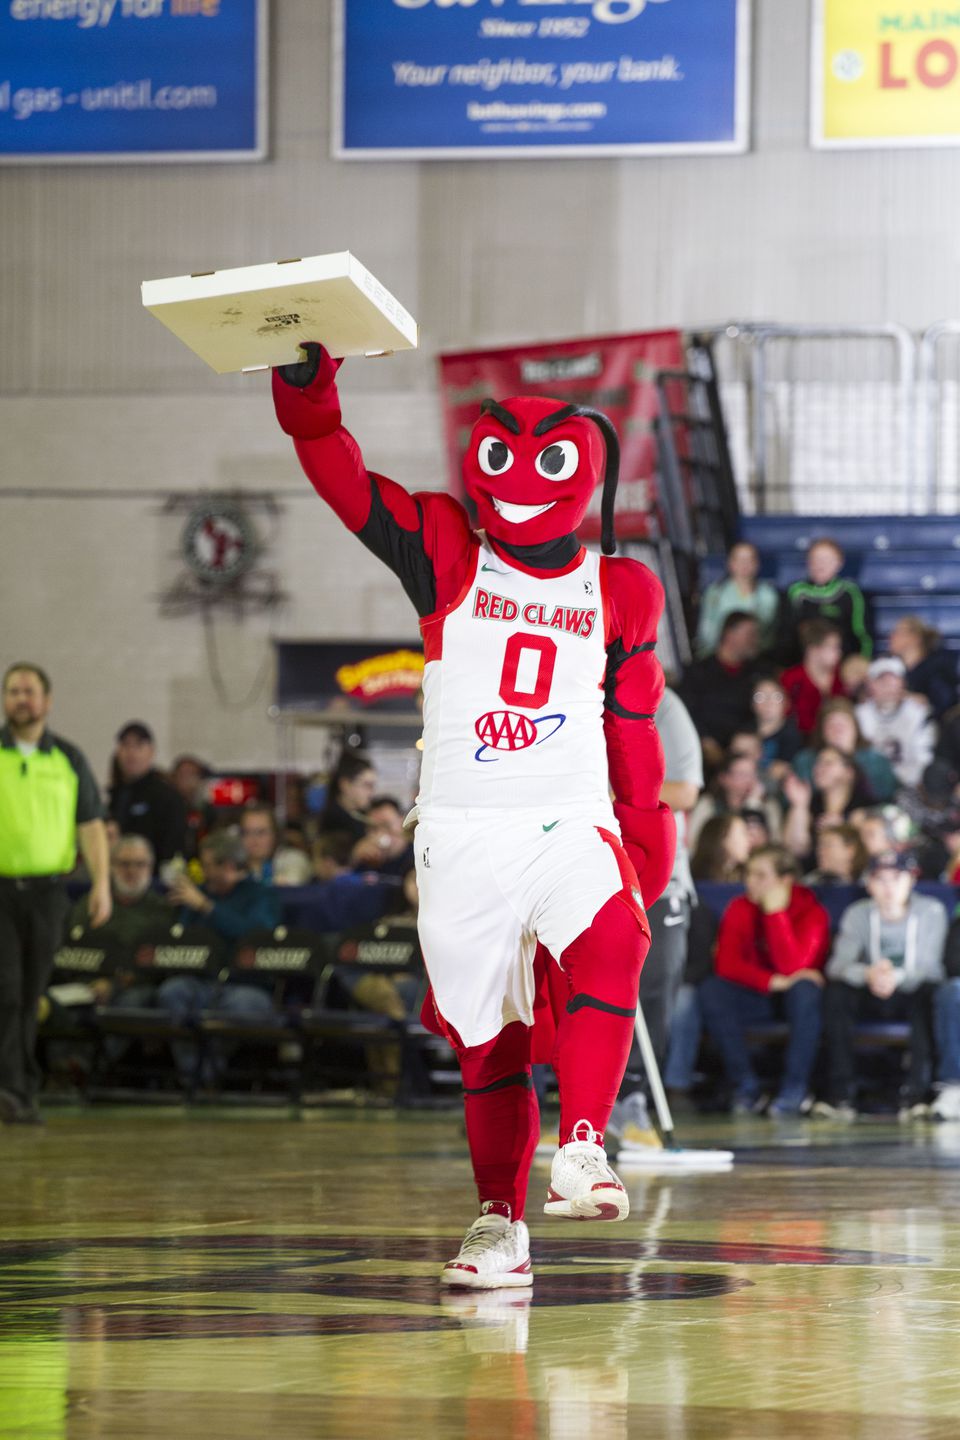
left=441, top=1209, right=533, bottom=1289
left=932, top=1082, right=960, bottom=1122
left=544, top=1119, right=629, bottom=1221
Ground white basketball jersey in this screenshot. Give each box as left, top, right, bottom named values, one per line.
left=417, top=541, right=610, bottom=810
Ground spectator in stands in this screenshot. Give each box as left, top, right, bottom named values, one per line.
left=778, top=537, right=872, bottom=663
left=888, top=617, right=957, bottom=718
left=318, top=753, right=378, bottom=841
left=677, top=611, right=760, bottom=758
left=67, top=834, right=167, bottom=952
left=237, top=802, right=311, bottom=886
left=312, top=831, right=356, bottom=883
left=158, top=831, right=283, bottom=1084
left=690, top=814, right=750, bottom=883
left=699, top=844, right=829, bottom=1115
left=351, top=796, right=414, bottom=878
left=853, top=804, right=915, bottom=862
left=751, top=676, right=803, bottom=775
left=925, top=705, right=960, bottom=806
left=108, top=722, right=187, bottom=869
left=856, top=658, right=935, bottom=789
left=783, top=746, right=875, bottom=863
left=840, top=653, right=872, bottom=705
left=780, top=621, right=846, bottom=736
left=791, top=697, right=896, bottom=803
left=662, top=901, right=717, bottom=1103
left=816, top=851, right=947, bottom=1119
left=931, top=917, right=960, bottom=1120
left=695, top=542, right=779, bottom=659
left=689, top=752, right=781, bottom=849
left=166, top=830, right=281, bottom=954
left=742, top=808, right=772, bottom=852
left=803, top=823, right=868, bottom=886
left=170, top=755, right=215, bottom=862
left=938, top=811, right=960, bottom=885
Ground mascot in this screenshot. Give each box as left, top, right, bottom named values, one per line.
left=273, top=343, right=675, bottom=1289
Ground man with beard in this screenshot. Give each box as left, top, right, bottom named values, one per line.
left=0, top=662, right=111, bottom=1123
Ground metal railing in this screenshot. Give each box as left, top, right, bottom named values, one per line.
left=701, top=321, right=927, bottom=515
left=920, top=322, right=960, bottom=516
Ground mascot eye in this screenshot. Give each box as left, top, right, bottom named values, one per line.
left=535, top=440, right=579, bottom=481
left=477, top=436, right=514, bottom=476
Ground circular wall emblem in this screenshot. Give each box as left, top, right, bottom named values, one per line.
left=181, top=501, right=257, bottom=586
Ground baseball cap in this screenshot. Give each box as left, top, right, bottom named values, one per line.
left=116, top=720, right=154, bottom=744
left=867, top=657, right=906, bottom=681
left=867, top=849, right=918, bottom=875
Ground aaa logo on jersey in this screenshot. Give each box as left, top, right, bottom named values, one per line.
left=474, top=710, right=566, bottom=760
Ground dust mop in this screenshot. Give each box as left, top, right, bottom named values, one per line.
left=615, top=1004, right=733, bottom=1172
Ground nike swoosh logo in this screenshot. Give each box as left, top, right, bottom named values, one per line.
left=481, top=564, right=498, bottom=572
left=542, top=821, right=560, bottom=832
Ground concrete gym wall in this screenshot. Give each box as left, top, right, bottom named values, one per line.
left=2, top=0, right=960, bottom=774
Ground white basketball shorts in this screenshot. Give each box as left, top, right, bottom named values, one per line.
left=413, top=804, right=646, bottom=1049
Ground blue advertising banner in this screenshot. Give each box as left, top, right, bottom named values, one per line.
left=334, top=0, right=750, bottom=159
left=0, top=0, right=267, bottom=163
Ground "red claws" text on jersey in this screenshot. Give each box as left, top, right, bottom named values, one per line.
left=472, top=587, right=597, bottom=639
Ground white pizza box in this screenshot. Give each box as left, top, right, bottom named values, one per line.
left=141, top=251, right=418, bottom=374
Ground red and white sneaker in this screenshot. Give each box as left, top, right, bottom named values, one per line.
left=441, top=1207, right=533, bottom=1290
left=544, top=1119, right=629, bottom=1221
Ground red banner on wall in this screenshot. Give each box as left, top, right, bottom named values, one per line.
left=437, top=330, right=685, bottom=542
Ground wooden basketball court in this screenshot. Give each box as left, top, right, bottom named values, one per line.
left=2, top=1108, right=959, bottom=1438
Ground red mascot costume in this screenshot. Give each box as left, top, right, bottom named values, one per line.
left=273, top=343, right=675, bottom=1289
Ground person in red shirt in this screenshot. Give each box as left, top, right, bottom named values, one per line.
left=699, top=844, right=830, bottom=1115
left=780, top=620, right=846, bottom=735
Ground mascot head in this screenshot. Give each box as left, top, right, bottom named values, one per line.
left=462, top=396, right=621, bottom=556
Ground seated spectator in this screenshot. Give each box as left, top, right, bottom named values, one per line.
left=783, top=746, right=875, bottom=863
left=742, top=808, right=772, bottom=852
left=312, top=831, right=357, bottom=882
left=699, top=845, right=830, bottom=1115
left=780, top=621, right=846, bottom=736
left=170, top=754, right=215, bottom=862
left=932, top=914, right=960, bottom=1120
left=663, top=902, right=719, bottom=1101
left=688, top=752, right=781, bottom=850
left=888, top=616, right=957, bottom=718
left=158, top=831, right=284, bottom=1085
left=108, top=721, right=188, bottom=869
left=67, top=833, right=168, bottom=952
left=850, top=806, right=917, bottom=882
left=318, top=753, right=378, bottom=841
left=166, top=830, right=282, bottom=955
left=690, top=814, right=751, bottom=884
left=840, top=653, right=871, bottom=705
left=677, top=612, right=761, bottom=760
left=925, top=704, right=960, bottom=804
left=856, top=658, right=935, bottom=789
left=791, top=697, right=896, bottom=803
left=751, top=676, right=803, bottom=775
left=778, top=537, right=872, bottom=663
left=351, top=796, right=415, bottom=878
left=239, top=802, right=311, bottom=886
left=816, top=851, right=947, bottom=1119
left=695, top=542, right=779, bottom=658
left=803, top=823, right=868, bottom=886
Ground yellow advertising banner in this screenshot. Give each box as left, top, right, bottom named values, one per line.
left=813, top=0, right=960, bottom=147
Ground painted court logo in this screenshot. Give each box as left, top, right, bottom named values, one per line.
left=474, top=710, right=566, bottom=761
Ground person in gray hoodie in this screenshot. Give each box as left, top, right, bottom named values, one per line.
left=816, top=850, right=947, bottom=1118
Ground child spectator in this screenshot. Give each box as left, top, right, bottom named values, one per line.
left=751, top=676, right=803, bottom=775
left=780, top=620, right=846, bottom=736
left=816, top=851, right=947, bottom=1119
left=778, top=537, right=872, bottom=663
left=888, top=616, right=957, bottom=718
left=688, top=753, right=782, bottom=850
left=791, top=697, right=896, bottom=803
left=351, top=796, right=415, bottom=878
left=782, top=746, right=875, bottom=863
left=677, top=611, right=761, bottom=758
left=856, top=658, right=936, bottom=789
left=690, top=814, right=751, bottom=883
left=803, top=823, right=868, bottom=886
left=699, top=845, right=830, bottom=1115
left=311, top=831, right=356, bottom=882
left=695, top=542, right=779, bottom=658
